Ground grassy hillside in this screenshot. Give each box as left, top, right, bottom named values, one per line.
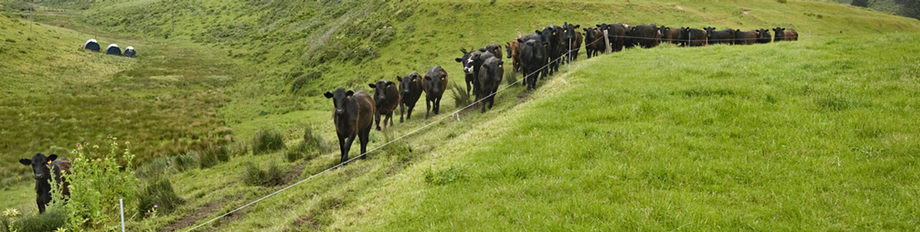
left=1, top=0, right=919, bottom=230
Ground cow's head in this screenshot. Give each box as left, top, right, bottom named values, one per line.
left=772, top=27, right=785, bottom=34
left=324, top=88, right=354, bottom=116
left=19, top=153, right=57, bottom=180
left=504, top=42, right=514, bottom=59
left=398, top=72, right=421, bottom=95
left=424, top=67, right=447, bottom=94
left=369, top=80, right=395, bottom=102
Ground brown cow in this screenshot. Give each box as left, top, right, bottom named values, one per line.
left=398, top=72, right=424, bottom=123
left=324, top=88, right=376, bottom=163
left=786, top=29, right=798, bottom=41
left=422, top=66, right=448, bottom=119
left=734, top=30, right=757, bottom=45
left=19, top=153, right=71, bottom=214
left=369, top=80, right=400, bottom=131
left=659, top=25, right=681, bottom=45
left=505, top=40, right=522, bottom=73
left=583, top=27, right=603, bottom=58
left=484, top=43, right=503, bottom=62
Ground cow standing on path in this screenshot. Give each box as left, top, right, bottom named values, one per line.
left=325, top=88, right=376, bottom=163
left=19, top=153, right=71, bottom=214
left=422, top=66, right=448, bottom=119
left=369, top=80, right=400, bottom=131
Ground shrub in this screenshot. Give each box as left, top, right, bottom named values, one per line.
left=136, top=175, right=184, bottom=217
left=64, top=136, right=139, bottom=230
left=198, top=144, right=230, bottom=169
left=448, top=81, right=472, bottom=109
left=252, top=129, right=285, bottom=155
left=242, top=162, right=286, bottom=187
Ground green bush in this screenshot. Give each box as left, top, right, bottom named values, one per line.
left=252, top=129, right=285, bottom=155
left=64, top=136, right=139, bottom=230
left=136, top=175, right=185, bottom=217
left=242, top=162, right=287, bottom=187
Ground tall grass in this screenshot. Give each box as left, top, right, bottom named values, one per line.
left=252, top=129, right=286, bottom=155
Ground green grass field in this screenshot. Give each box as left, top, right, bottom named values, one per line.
left=2, top=0, right=920, bottom=231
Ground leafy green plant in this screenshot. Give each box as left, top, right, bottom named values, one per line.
left=3, top=208, right=66, bottom=232
left=63, top=136, right=139, bottom=230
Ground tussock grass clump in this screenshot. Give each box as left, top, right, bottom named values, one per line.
left=448, top=82, right=472, bottom=109
left=136, top=156, right=170, bottom=179
left=242, top=162, right=287, bottom=187
left=286, top=126, right=330, bottom=162
left=198, top=144, right=230, bottom=169
left=136, top=175, right=184, bottom=217
left=423, top=166, right=466, bottom=185
left=252, top=129, right=285, bottom=155
left=171, top=151, right=200, bottom=172
left=4, top=209, right=67, bottom=232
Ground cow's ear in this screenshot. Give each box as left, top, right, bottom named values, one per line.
left=535, top=30, right=541, bottom=35
left=346, top=91, right=354, bottom=97
left=455, top=58, right=463, bottom=63
left=19, top=158, right=31, bottom=166
left=574, top=25, right=580, bottom=29
left=397, top=76, right=404, bottom=82
left=324, top=92, right=333, bottom=98
left=369, top=83, right=376, bottom=89
left=48, top=154, right=57, bottom=162
left=516, top=38, right=523, bottom=43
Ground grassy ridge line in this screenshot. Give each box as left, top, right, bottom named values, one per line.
left=327, top=34, right=920, bottom=230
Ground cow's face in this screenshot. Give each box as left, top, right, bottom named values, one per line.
left=324, top=88, right=354, bottom=116
left=424, top=70, right=446, bottom=93
left=19, top=153, right=56, bottom=180
left=369, top=80, right=393, bottom=102
left=504, top=42, right=514, bottom=59
left=463, top=51, right=482, bottom=74
left=399, top=72, right=420, bottom=95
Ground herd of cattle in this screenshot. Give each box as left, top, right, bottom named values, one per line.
left=83, top=39, right=137, bottom=57
left=325, top=22, right=799, bottom=164
left=19, top=22, right=797, bottom=215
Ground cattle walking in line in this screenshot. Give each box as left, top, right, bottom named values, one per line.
left=505, top=40, right=522, bottom=73
left=369, top=80, right=400, bottom=131
left=324, top=88, right=376, bottom=164
left=19, top=153, right=71, bottom=214
left=398, top=72, right=424, bottom=123
left=478, top=57, right=504, bottom=113
left=704, top=27, right=736, bottom=45
left=755, top=28, right=772, bottom=43
left=678, top=27, right=708, bottom=47
left=422, top=66, right=448, bottom=119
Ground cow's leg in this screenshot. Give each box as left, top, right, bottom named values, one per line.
left=375, top=112, right=382, bottom=131
left=342, top=134, right=356, bottom=164
left=358, top=127, right=371, bottom=159
left=425, top=98, right=431, bottom=119
left=37, top=197, right=45, bottom=214
left=434, top=97, right=442, bottom=115
left=406, top=104, right=414, bottom=120
left=465, top=79, right=472, bottom=97
left=399, top=103, right=405, bottom=123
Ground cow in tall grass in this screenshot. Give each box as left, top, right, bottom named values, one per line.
left=369, top=80, right=400, bottom=131
left=325, top=88, right=376, bottom=163
left=19, top=153, right=71, bottom=214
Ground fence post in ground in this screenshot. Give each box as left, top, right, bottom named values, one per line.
left=603, top=30, right=611, bottom=54
left=120, top=199, right=125, bottom=232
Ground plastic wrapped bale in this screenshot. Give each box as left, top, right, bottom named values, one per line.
left=106, top=44, right=122, bottom=56
left=124, top=46, right=136, bottom=58
left=84, top=39, right=100, bottom=52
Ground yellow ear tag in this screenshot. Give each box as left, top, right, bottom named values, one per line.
left=47, top=160, right=52, bottom=164
left=499, top=65, right=503, bottom=68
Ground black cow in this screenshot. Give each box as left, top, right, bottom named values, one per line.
left=773, top=27, right=798, bottom=41
left=478, top=56, right=504, bottom=113
left=627, top=24, right=661, bottom=48
left=324, top=88, right=376, bottom=163
left=454, top=47, right=477, bottom=97
left=561, top=22, right=582, bottom=63
left=596, top=23, right=629, bottom=52
left=755, top=28, right=771, bottom=43
left=541, top=25, right=564, bottom=76
left=398, top=72, right=424, bottom=123
left=518, top=34, right=547, bottom=91
left=735, top=30, right=757, bottom=45
left=583, top=27, right=603, bottom=58
left=678, top=27, right=708, bottom=47
left=461, top=49, right=496, bottom=98
left=704, top=27, right=736, bottom=45
left=369, top=80, right=400, bottom=131
left=19, top=153, right=71, bottom=214
left=422, top=66, right=448, bottom=119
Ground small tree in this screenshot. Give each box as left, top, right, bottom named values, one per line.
left=62, top=135, right=139, bottom=230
